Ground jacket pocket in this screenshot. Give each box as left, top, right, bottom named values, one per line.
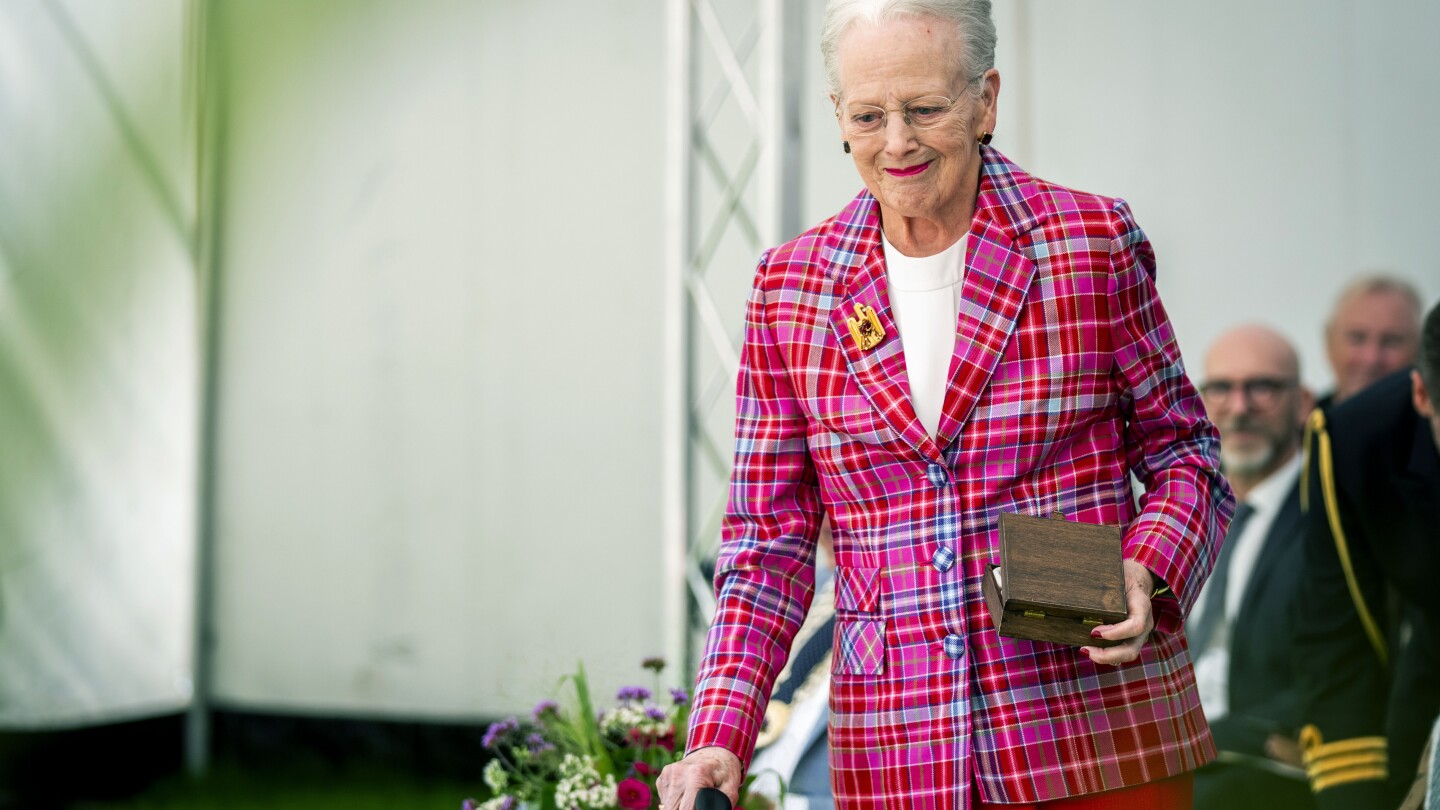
left=833, top=618, right=886, bottom=676
left=834, top=565, right=881, bottom=614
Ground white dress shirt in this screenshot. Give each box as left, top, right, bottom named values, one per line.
left=1192, top=453, right=1302, bottom=719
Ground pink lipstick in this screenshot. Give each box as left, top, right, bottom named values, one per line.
left=885, top=161, right=931, bottom=177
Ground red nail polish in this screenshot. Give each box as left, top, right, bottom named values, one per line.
left=1090, top=629, right=1103, bottom=639
left=1080, top=647, right=1091, bottom=657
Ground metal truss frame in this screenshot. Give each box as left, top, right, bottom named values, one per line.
left=663, top=0, right=806, bottom=677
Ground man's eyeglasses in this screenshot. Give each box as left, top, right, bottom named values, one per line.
left=1198, top=377, right=1298, bottom=408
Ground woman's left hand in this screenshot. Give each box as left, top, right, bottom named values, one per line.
left=1081, top=559, right=1156, bottom=666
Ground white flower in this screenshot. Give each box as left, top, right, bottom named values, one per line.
left=479, top=796, right=516, bottom=810
left=483, top=759, right=508, bottom=792
left=598, top=704, right=670, bottom=739
left=553, top=753, right=618, bottom=810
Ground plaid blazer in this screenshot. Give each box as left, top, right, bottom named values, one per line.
left=686, top=147, right=1234, bottom=807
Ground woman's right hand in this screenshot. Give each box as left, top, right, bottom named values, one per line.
left=656, top=746, right=742, bottom=810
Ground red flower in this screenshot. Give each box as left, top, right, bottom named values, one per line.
left=616, top=778, right=652, bottom=809
left=633, top=761, right=653, bottom=776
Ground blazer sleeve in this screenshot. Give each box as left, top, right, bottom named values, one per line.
left=1103, top=199, right=1233, bottom=632
left=685, top=253, right=822, bottom=768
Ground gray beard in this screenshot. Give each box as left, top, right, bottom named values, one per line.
left=1220, top=442, right=1278, bottom=478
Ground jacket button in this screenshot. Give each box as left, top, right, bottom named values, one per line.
left=931, top=546, right=955, bottom=573
left=943, top=634, right=966, bottom=659
left=926, top=463, right=949, bottom=487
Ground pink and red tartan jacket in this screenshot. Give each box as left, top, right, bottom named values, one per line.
left=686, top=147, right=1234, bottom=808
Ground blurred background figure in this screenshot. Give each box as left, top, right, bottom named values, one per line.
left=1190, top=325, right=1314, bottom=809
left=1321, top=276, right=1423, bottom=406
left=747, top=524, right=835, bottom=810
left=1295, top=300, right=1440, bottom=809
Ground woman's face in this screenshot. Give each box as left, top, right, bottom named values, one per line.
left=833, top=16, right=998, bottom=226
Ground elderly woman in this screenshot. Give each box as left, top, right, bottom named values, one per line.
left=657, top=1, right=1232, bottom=808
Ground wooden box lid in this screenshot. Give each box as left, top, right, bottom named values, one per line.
left=982, top=511, right=1127, bottom=647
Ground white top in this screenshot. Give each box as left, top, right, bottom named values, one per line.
left=880, top=231, right=968, bottom=439
left=1192, top=453, right=1302, bottom=719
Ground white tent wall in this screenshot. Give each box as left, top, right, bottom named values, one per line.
left=0, top=0, right=198, bottom=728
left=206, top=0, right=671, bottom=719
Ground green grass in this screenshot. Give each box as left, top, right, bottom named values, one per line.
left=81, top=759, right=479, bottom=809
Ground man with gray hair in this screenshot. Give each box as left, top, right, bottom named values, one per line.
left=1190, top=325, right=1314, bottom=809
left=1322, top=275, right=1423, bottom=405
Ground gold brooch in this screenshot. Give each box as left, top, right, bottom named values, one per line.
left=846, top=303, right=885, bottom=351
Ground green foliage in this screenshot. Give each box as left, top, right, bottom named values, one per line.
left=473, top=658, right=781, bottom=810
left=565, top=662, right=611, bottom=772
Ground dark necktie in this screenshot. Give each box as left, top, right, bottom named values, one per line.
left=1189, top=501, right=1254, bottom=653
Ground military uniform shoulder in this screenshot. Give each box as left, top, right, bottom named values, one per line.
left=1320, top=370, right=1418, bottom=471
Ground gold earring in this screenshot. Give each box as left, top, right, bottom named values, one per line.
left=843, top=141, right=851, bottom=154
left=978, top=131, right=993, bottom=146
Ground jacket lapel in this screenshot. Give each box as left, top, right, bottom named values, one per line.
left=824, top=196, right=939, bottom=462
left=934, top=147, right=1047, bottom=448
left=1237, top=480, right=1302, bottom=618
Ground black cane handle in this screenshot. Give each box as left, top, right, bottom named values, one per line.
left=694, top=787, right=732, bottom=810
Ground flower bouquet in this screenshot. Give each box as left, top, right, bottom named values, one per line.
left=466, top=658, right=773, bottom=810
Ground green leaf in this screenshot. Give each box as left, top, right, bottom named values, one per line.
left=567, top=661, right=615, bottom=775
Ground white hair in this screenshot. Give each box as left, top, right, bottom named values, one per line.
left=1328, top=273, right=1424, bottom=326
left=821, top=0, right=996, bottom=98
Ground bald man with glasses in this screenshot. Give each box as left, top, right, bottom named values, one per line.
left=1191, top=324, right=1316, bottom=810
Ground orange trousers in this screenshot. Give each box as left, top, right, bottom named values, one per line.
left=973, top=772, right=1193, bottom=809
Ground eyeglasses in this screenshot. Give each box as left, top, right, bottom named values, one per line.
left=837, top=95, right=961, bottom=137
left=1198, top=377, right=1298, bottom=408
left=835, top=74, right=984, bottom=138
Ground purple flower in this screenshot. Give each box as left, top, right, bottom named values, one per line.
left=616, top=685, right=652, bottom=702
left=531, top=700, right=559, bottom=721
left=641, top=656, right=666, bottom=673
left=669, top=687, right=689, bottom=705
left=526, top=732, right=554, bottom=754
left=482, top=717, right=519, bottom=749
left=645, top=705, right=667, bottom=721
left=462, top=800, right=480, bottom=810
left=496, top=798, right=516, bottom=810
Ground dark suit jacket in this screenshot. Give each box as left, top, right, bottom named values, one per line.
left=1208, top=477, right=1307, bottom=757
left=1296, top=370, right=1440, bottom=809
left=1194, top=477, right=1316, bottom=810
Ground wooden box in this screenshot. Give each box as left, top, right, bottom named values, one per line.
left=981, top=511, right=1127, bottom=647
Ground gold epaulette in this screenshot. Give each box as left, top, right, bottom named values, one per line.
left=1300, top=724, right=1388, bottom=792
left=1301, top=408, right=1388, bottom=666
